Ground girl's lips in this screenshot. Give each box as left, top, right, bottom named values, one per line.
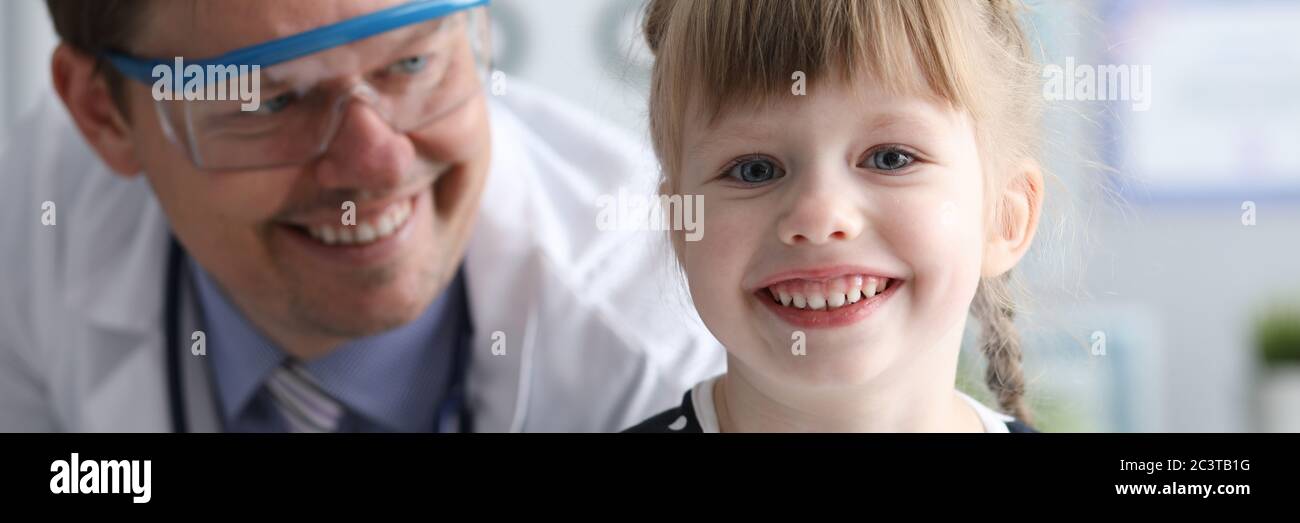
left=756, top=278, right=903, bottom=329
left=754, top=265, right=899, bottom=289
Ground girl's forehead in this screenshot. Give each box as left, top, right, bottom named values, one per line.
left=685, top=81, right=961, bottom=139
left=688, top=56, right=954, bottom=123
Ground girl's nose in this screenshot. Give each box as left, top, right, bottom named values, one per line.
left=776, top=171, right=865, bottom=245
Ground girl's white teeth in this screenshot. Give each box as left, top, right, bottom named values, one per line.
left=766, top=275, right=891, bottom=311
left=847, top=287, right=862, bottom=304
left=808, top=294, right=827, bottom=310
left=306, top=198, right=413, bottom=246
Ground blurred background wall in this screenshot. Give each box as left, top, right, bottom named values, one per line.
left=3, top=0, right=1298, bottom=432
left=0, top=0, right=59, bottom=144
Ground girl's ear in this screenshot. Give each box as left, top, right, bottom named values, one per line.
left=51, top=43, right=142, bottom=177
left=982, top=159, right=1044, bottom=277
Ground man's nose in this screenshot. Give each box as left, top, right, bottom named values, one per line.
left=312, top=98, right=415, bottom=192
left=775, top=168, right=865, bottom=246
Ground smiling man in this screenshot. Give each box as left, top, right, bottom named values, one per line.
left=0, top=0, right=723, bottom=432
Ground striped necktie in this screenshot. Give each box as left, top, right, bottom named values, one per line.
left=265, top=362, right=345, bottom=433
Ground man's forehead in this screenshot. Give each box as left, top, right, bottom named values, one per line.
left=136, top=0, right=409, bottom=59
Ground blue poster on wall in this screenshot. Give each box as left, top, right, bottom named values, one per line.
left=1102, top=0, right=1300, bottom=202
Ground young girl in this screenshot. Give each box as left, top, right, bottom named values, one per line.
left=627, top=0, right=1045, bottom=432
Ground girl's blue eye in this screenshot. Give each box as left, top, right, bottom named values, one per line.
left=865, top=147, right=915, bottom=171
left=726, top=158, right=784, bottom=184
left=389, top=55, right=429, bottom=74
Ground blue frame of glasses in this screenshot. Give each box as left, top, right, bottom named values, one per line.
left=104, top=0, right=490, bottom=84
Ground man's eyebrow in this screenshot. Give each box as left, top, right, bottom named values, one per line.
left=259, top=75, right=289, bottom=91
left=377, top=18, right=446, bottom=58
left=239, top=15, right=448, bottom=90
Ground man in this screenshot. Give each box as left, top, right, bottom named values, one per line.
left=0, top=0, right=722, bottom=432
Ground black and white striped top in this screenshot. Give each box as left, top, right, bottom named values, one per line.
left=625, top=376, right=1039, bottom=433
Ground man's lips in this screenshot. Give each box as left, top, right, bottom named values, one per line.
left=277, top=186, right=426, bottom=228
left=274, top=162, right=452, bottom=229
left=266, top=161, right=459, bottom=265
left=284, top=195, right=417, bottom=246
left=271, top=188, right=428, bottom=266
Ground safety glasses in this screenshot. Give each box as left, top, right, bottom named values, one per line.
left=105, top=0, right=491, bottom=171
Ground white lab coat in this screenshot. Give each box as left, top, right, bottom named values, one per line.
left=0, top=82, right=724, bottom=432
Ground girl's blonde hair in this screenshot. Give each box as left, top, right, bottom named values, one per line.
left=644, top=0, right=1043, bottom=422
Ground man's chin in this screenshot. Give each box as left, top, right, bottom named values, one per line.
left=294, top=299, right=432, bottom=340
left=287, top=274, right=443, bottom=339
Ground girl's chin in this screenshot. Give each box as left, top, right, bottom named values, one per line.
left=750, top=316, right=894, bottom=354
left=730, top=334, right=902, bottom=388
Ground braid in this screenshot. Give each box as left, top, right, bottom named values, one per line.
left=972, top=274, right=1031, bottom=423
left=973, top=0, right=1035, bottom=425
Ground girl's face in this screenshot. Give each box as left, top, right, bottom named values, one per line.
left=675, top=80, right=991, bottom=390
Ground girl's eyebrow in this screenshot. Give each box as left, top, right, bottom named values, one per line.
left=864, top=111, right=945, bottom=136
left=685, top=129, right=760, bottom=160
left=686, top=110, right=942, bottom=158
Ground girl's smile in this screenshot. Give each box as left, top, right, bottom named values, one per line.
left=753, top=267, right=904, bottom=329
left=675, top=79, right=990, bottom=390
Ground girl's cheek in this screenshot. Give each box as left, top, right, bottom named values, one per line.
left=700, top=201, right=763, bottom=251
left=680, top=201, right=755, bottom=290
left=679, top=243, right=739, bottom=348
left=678, top=199, right=767, bottom=338
left=881, top=189, right=986, bottom=308
left=879, top=189, right=977, bottom=252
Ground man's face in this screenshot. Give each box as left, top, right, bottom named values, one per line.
left=124, top=0, right=491, bottom=353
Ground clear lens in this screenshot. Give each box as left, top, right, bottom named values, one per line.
left=157, top=8, right=489, bottom=171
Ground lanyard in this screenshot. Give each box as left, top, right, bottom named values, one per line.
left=163, top=237, right=473, bottom=433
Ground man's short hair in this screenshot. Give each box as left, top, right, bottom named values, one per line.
left=45, top=0, right=153, bottom=111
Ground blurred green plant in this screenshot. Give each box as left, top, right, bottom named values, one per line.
left=1255, top=303, right=1300, bottom=367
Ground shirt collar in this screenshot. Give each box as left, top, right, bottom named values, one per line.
left=190, top=258, right=465, bottom=432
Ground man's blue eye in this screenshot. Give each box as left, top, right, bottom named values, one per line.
left=866, top=148, right=915, bottom=171
left=726, top=158, right=783, bottom=184
left=390, top=55, right=429, bottom=74
left=256, top=93, right=296, bottom=114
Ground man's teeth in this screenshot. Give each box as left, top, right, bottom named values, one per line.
left=305, top=198, right=413, bottom=246
left=766, top=275, right=892, bottom=311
